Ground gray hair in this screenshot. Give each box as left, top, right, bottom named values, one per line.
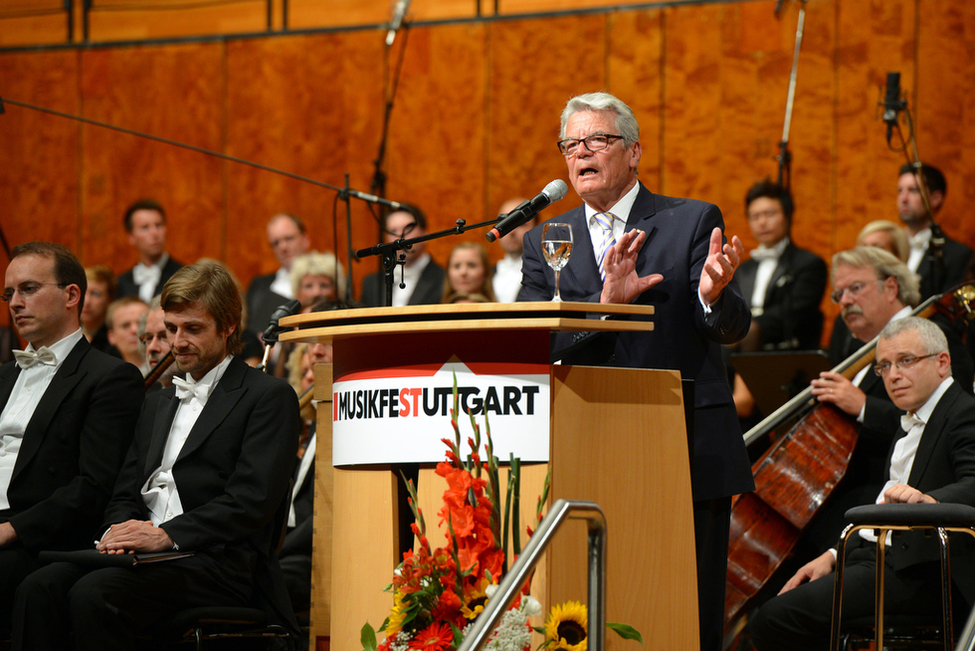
left=290, top=251, right=346, bottom=298
left=832, top=246, right=921, bottom=308
left=560, top=92, right=640, bottom=145
left=879, top=316, right=948, bottom=356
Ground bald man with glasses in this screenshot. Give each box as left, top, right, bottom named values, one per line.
left=0, top=242, right=143, bottom=636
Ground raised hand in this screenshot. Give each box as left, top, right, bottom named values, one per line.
left=599, top=229, right=664, bottom=304
left=699, top=227, right=743, bottom=306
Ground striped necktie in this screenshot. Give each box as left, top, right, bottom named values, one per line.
left=593, top=212, right=617, bottom=281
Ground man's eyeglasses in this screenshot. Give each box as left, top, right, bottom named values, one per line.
left=138, top=332, right=167, bottom=346
left=1, top=282, right=67, bottom=302
left=873, top=353, right=939, bottom=377
left=557, top=134, right=625, bottom=157
left=830, top=279, right=882, bottom=304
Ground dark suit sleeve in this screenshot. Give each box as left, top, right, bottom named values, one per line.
left=10, top=360, right=144, bottom=549
left=158, top=380, right=299, bottom=550
left=928, top=398, right=975, bottom=505
left=689, top=203, right=751, bottom=345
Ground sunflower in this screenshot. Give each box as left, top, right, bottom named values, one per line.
left=385, top=590, right=408, bottom=637
left=543, top=601, right=588, bottom=650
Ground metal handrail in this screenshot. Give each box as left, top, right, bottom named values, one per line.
left=457, top=498, right=606, bottom=651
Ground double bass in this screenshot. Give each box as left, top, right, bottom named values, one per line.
left=723, top=283, right=975, bottom=645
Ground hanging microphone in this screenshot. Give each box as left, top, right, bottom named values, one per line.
left=485, top=180, right=569, bottom=243
left=774, top=0, right=785, bottom=18
left=386, top=0, right=411, bottom=47
left=263, top=299, right=302, bottom=344
left=882, top=71, right=904, bottom=144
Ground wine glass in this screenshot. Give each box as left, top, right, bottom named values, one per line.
left=542, top=222, right=573, bottom=302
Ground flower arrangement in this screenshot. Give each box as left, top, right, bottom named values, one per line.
left=361, top=378, right=641, bottom=651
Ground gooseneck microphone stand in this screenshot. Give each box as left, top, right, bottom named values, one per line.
left=884, top=85, right=945, bottom=294
left=356, top=216, right=507, bottom=308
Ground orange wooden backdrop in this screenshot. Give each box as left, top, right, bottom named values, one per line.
left=2, top=0, right=975, bottom=342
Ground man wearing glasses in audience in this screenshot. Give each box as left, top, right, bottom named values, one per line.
left=138, top=296, right=177, bottom=390
left=751, top=316, right=975, bottom=650
left=800, top=246, right=973, bottom=552
left=0, top=242, right=143, bottom=637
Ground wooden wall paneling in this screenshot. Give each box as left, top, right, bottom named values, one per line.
left=86, top=1, right=269, bottom=43
left=0, top=13, right=68, bottom=48
left=224, top=31, right=385, bottom=301
left=78, top=43, right=226, bottom=276
left=287, top=0, right=397, bottom=31
left=383, top=22, right=488, bottom=272
left=833, top=1, right=916, bottom=254
left=606, top=9, right=664, bottom=193
left=0, top=50, right=81, bottom=330
left=914, top=0, right=975, bottom=252
left=485, top=12, right=606, bottom=267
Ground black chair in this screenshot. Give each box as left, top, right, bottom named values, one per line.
left=829, top=502, right=975, bottom=651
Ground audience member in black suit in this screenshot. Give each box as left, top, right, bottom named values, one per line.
left=809, top=247, right=973, bottom=552
left=0, top=242, right=144, bottom=636
left=360, top=205, right=445, bottom=307
left=12, top=261, right=301, bottom=650
left=491, top=196, right=534, bottom=303
left=81, top=265, right=117, bottom=356
left=518, top=91, right=753, bottom=651
left=898, top=163, right=974, bottom=300
left=751, top=317, right=975, bottom=650
left=736, top=179, right=827, bottom=352
left=245, top=213, right=311, bottom=333
left=115, top=199, right=183, bottom=301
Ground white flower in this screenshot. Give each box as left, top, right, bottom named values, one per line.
left=521, top=595, right=543, bottom=617
left=485, top=584, right=500, bottom=600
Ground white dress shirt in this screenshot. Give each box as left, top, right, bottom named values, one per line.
left=132, top=253, right=171, bottom=303
left=493, top=255, right=524, bottom=303
left=0, top=329, right=84, bottom=509
left=392, top=253, right=433, bottom=307
left=270, top=267, right=294, bottom=299
left=907, top=228, right=931, bottom=273
left=748, top=238, right=790, bottom=313
left=141, top=355, right=232, bottom=526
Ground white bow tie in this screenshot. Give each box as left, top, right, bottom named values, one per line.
left=900, top=412, right=924, bottom=432
left=14, top=347, right=58, bottom=370
left=750, top=247, right=779, bottom=262
left=132, top=264, right=158, bottom=287
left=171, top=376, right=210, bottom=403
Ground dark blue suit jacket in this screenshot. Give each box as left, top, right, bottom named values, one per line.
left=518, top=183, right=755, bottom=501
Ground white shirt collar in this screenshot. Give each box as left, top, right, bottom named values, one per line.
left=584, top=181, right=641, bottom=223
left=26, top=329, right=84, bottom=370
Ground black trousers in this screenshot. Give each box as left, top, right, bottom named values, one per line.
left=695, top=495, right=732, bottom=651
left=749, top=545, right=945, bottom=651
left=0, top=547, right=41, bottom=637
left=12, top=553, right=254, bottom=651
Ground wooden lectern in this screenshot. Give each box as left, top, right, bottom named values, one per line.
left=281, top=302, right=699, bottom=650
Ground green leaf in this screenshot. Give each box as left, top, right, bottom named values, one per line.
left=360, top=622, right=378, bottom=651
left=608, top=622, right=643, bottom=643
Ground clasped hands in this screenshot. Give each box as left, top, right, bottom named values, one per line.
left=779, top=482, right=936, bottom=595
left=600, top=227, right=742, bottom=305
left=97, top=519, right=175, bottom=555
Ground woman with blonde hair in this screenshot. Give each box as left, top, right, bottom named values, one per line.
left=441, top=242, right=496, bottom=303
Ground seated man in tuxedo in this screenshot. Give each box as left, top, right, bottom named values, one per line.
left=360, top=204, right=445, bottom=307
left=751, top=316, right=975, bottom=650
left=897, top=162, right=973, bottom=300
left=0, top=242, right=144, bottom=636
left=518, top=91, right=753, bottom=651
left=736, top=179, right=827, bottom=351
left=12, top=261, right=301, bottom=651
left=116, top=199, right=183, bottom=302
left=808, top=246, right=973, bottom=549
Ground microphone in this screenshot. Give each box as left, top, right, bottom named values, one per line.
left=882, top=71, right=904, bottom=144
left=386, top=0, right=410, bottom=47
left=485, top=180, right=568, bottom=243
left=263, top=299, right=302, bottom=344
left=774, top=0, right=785, bottom=18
